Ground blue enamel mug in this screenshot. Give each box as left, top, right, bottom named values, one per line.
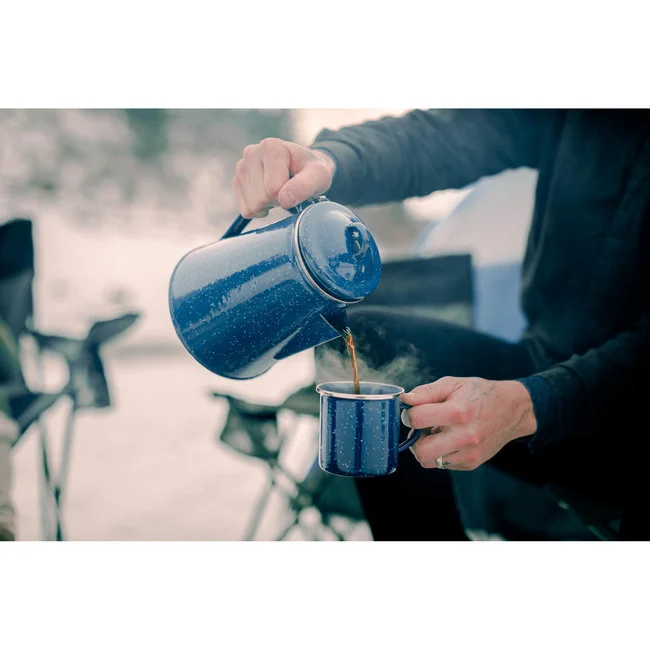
left=316, top=381, right=422, bottom=478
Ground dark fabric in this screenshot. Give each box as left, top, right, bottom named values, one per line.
left=0, top=219, right=34, bottom=278
left=29, top=315, right=140, bottom=412
left=301, top=459, right=366, bottom=522
left=312, top=109, right=650, bottom=458
left=356, top=254, right=474, bottom=327
left=516, top=375, right=556, bottom=441
left=0, top=319, right=21, bottom=385
left=215, top=394, right=283, bottom=462
left=321, top=307, right=598, bottom=541
left=0, top=219, right=34, bottom=344
left=0, top=270, right=34, bottom=343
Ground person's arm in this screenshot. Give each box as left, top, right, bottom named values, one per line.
left=312, top=109, right=557, bottom=207
left=527, top=311, right=650, bottom=451
left=401, top=312, right=650, bottom=472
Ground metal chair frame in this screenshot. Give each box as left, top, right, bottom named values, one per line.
left=212, top=388, right=367, bottom=541
left=10, top=313, right=139, bottom=540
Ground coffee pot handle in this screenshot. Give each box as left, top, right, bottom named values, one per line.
left=221, top=215, right=249, bottom=240
left=220, top=196, right=328, bottom=241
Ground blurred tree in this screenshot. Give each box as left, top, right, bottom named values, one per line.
left=0, top=109, right=292, bottom=233
left=124, top=109, right=169, bottom=160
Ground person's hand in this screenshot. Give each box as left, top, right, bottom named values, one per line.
left=232, top=138, right=336, bottom=219
left=401, top=377, right=538, bottom=470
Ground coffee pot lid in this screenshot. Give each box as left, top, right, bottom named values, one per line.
left=296, top=199, right=382, bottom=303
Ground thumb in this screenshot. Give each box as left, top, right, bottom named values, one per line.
left=277, top=150, right=333, bottom=208
left=401, top=377, right=459, bottom=405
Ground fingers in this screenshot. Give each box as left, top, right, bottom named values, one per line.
left=401, top=377, right=460, bottom=406
left=233, top=138, right=335, bottom=217
left=410, top=427, right=481, bottom=471
left=262, top=141, right=291, bottom=198
left=232, top=174, right=252, bottom=220
left=233, top=144, right=272, bottom=218
left=241, top=154, right=267, bottom=217
left=402, top=376, right=510, bottom=472
left=438, top=449, right=479, bottom=471
left=410, top=427, right=460, bottom=467
left=276, top=157, right=333, bottom=209
left=401, top=399, right=472, bottom=429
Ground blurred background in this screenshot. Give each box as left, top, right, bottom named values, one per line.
left=0, top=109, right=536, bottom=541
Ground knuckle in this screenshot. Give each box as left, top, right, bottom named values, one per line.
left=260, top=137, right=281, bottom=152
left=264, top=177, right=282, bottom=197
left=243, top=144, right=258, bottom=159
left=452, top=405, right=470, bottom=425
left=248, top=197, right=265, bottom=213
left=464, top=428, right=480, bottom=446
left=412, top=444, right=428, bottom=467
left=235, top=159, right=245, bottom=175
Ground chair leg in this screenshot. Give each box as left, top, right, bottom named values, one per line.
left=322, top=517, right=346, bottom=541
left=36, top=419, right=55, bottom=541
left=53, top=403, right=76, bottom=541
left=275, top=514, right=300, bottom=541
left=297, top=518, right=321, bottom=541
left=33, top=340, right=55, bottom=541
left=33, top=399, right=76, bottom=542
left=243, top=475, right=276, bottom=541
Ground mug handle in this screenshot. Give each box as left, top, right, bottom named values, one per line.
left=398, top=403, right=421, bottom=452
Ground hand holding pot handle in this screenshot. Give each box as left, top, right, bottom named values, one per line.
left=232, top=138, right=335, bottom=219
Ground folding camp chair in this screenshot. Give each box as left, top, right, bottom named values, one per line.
left=18, top=313, right=140, bottom=540
left=212, top=384, right=366, bottom=541
left=0, top=217, right=58, bottom=539
left=1, top=213, right=140, bottom=540
left=210, top=255, right=475, bottom=541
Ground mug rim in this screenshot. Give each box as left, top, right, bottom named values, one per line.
left=316, top=381, right=404, bottom=400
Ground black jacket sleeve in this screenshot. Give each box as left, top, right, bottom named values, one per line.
left=530, top=309, right=650, bottom=451
left=311, top=109, right=556, bottom=207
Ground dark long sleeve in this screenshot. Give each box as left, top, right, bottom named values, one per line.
left=311, top=109, right=555, bottom=207
left=313, top=108, right=650, bottom=460
left=529, top=310, right=650, bottom=450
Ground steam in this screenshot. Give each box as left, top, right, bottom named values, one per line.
left=315, top=344, right=426, bottom=391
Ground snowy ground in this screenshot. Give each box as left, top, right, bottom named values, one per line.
left=12, top=345, right=376, bottom=541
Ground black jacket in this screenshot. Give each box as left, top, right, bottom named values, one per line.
left=312, top=109, right=650, bottom=519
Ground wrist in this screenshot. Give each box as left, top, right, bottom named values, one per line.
left=505, top=380, right=538, bottom=439
left=310, top=148, right=337, bottom=184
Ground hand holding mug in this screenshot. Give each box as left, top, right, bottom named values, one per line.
left=400, top=376, right=538, bottom=470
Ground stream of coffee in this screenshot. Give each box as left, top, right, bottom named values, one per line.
left=324, top=311, right=361, bottom=394
left=342, top=327, right=361, bottom=395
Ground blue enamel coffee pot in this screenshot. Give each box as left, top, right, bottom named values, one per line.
left=168, top=196, right=382, bottom=379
